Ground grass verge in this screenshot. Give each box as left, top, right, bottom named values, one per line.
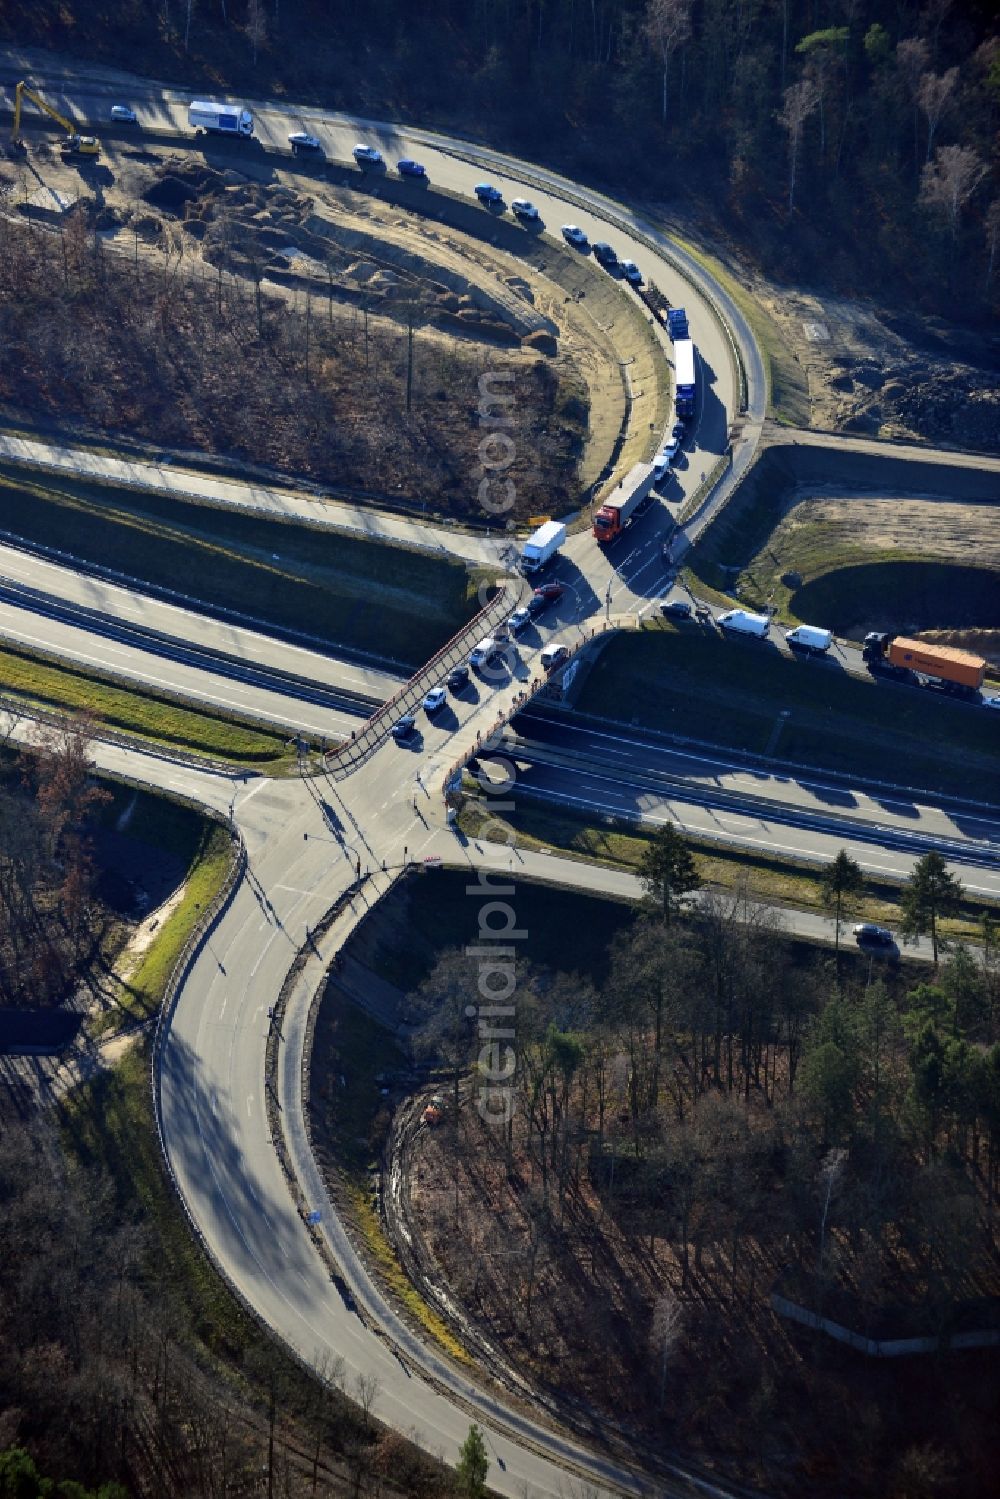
left=458, top=798, right=993, bottom=944
left=100, top=821, right=235, bottom=1034
left=575, top=622, right=1000, bottom=804
left=0, top=639, right=297, bottom=767
left=0, top=466, right=484, bottom=669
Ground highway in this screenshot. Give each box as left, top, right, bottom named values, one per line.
left=2, top=47, right=997, bottom=1499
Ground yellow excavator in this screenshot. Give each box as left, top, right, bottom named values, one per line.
left=11, top=78, right=100, bottom=156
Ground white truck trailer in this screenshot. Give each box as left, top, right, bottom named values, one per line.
left=718, top=609, right=770, bottom=639
left=188, top=100, right=255, bottom=137
left=785, top=625, right=833, bottom=655
left=521, top=520, right=566, bottom=575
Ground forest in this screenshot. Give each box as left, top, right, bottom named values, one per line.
left=6, top=0, right=999, bottom=319
left=402, top=832, right=1000, bottom=1495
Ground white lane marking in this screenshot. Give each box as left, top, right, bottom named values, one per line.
left=246, top=1094, right=254, bottom=1117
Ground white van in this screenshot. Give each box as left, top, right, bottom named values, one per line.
left=540, top=642, right=570, bottom=671
left=718, top=609, right=770, bottom=639
left=469, top=637, right=500, bottom=670
left=785, top=625, right=833, bottom=655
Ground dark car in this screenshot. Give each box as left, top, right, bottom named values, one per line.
left=661, top=599, right=692, bottom=619
left=390, top=713, right=416, bottom=741
left=532, top=582, right=565, bottom=603
left=289, top=132, right=322, bottom=155
left=526, top=593, right=549, bottom=619
left=853, top=923, right=894, bottom=948
left=397, top=158, right=427, bottom=178
left=474, top=182, right=504, bottom=206
left=592, top=241, right=618, bottom=267
left=447, top=665, right=470, bottom=692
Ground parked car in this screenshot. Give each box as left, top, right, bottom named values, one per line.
left=592, top=241, right=618, bottom=267
left=397, top=158, right=427, bottom=178
left=620, top=259, right=642, bottom=285
left=540, top=642, right=570, bottom=671
left=672, top=421, right=687, bottom=440
left=508, top=607, right=532, bottom=634
left=289, top=132, right=322, bottom=154
left=390, top=713, right=416, bottom=741
left=422, top=687, right=448, bottom=714
left=652, top=447, right=676, bottom=483
left=511, top=198, right=540, bottom=221
left=853, top=923, right=895, bottom=947
left=561, top=224, right=588, bottom=248
left=352, top=143, right=384, bottom=166
left=982, top=694, right=1000, bottom=709
left=660, top=600, right=692, bottom=619
left=526, top=593, right=549, bottom=619
left=446, top=665, right=470, bottom=692
left=474, top=182, right=504, bottom=205
left=110, top=104, right=137, bottom=123
left=532, top=582, right=565, bottom=603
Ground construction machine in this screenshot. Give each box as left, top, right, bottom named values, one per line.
left=10, top=79, right=100, bottom=156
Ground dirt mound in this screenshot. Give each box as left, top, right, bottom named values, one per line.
left=832, top=359, right=1000, bottom=450
left=142, top=174, right=197, bottom=213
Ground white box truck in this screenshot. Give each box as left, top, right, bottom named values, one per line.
left=521, top=520, right=566, bottom=575
left=785, top=625, right=833, bottom=656
left=188, top=100, right=254, bottom=137
left=718, top=609, right=770, bottom=639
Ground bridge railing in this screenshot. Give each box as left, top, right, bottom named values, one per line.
left=325, top=578, right=523, bottom=777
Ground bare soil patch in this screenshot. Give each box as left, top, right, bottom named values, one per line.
left=750, top=279, right=1000, bottom=453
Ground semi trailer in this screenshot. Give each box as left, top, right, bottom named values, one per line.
left=674, top=338, right=696, bottom=420
left=593, top=463, right=656, bottom=545
left=863, top=634, right=986, bottom=698
left=188, top=100, right=255, bottom=137
left=521, top=520, right=566, bottom=574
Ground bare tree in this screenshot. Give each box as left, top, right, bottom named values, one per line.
left=925, top=138, right=987, bottom=235
left=779, top=77, right=820, bottom=214
left=644, top=0, right=693, bottom=125
left=817, top=1146, right=848, bottom=1287
left=917, top=67, right=959, bottom=161
left=650, top=1290, right=684, bottom=1406
left=246, top=0, right=267, bottom=64
left=354, top=1370, right=379, bottom=1430
left=896, top=37, right=931, bottom=168
left=983, top=199, right=1000, bottom=284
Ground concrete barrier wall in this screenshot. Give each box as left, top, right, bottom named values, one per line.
left=771, top=1293, right=1000, bottom=1357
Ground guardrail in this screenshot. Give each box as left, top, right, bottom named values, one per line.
left=326, top=578, right=524, bottom=776
left=440, top=613, right=635, bottom=793
left=429, top=139, right=749, bottom=417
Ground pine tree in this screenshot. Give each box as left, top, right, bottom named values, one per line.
left=639, top=823, right=701, bottom=926
left=901, top=852, right=963, bottom=966
left=820, top=848, right=864, bottom=959
left=456, top=1424, right=489, bottom=1498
